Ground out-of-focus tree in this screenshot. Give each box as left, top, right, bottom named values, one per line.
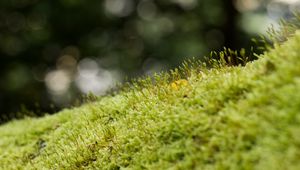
left=0, top=0, right=298, bottom=122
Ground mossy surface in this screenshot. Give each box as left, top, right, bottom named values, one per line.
left=0, top=31, right=300, bottom=170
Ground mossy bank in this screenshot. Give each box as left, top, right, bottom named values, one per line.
left=1, top=30, right=300, bottom=169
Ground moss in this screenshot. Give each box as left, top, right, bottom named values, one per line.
left=1, top=29, right=300, bottom=170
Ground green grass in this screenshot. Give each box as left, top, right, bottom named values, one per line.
left=1, top=29, right=300, bottom=169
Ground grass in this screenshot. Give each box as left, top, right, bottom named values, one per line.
left=0, top=28, right=300, bottom=169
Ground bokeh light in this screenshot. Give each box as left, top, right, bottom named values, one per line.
left=45, top=69, right=71, bottom=96
left=137, top=0, right=157, bottom=21
left=75, top=58, right=121, bottom=95
left=105, top=0, right=134, bottom=17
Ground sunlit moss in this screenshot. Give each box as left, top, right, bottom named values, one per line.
left=0, top=19, right=300, bottom=169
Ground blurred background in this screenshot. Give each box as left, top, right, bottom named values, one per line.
left=0, top=0, right=299, bottom=122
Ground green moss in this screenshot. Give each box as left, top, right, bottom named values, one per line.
left=1, top=28, right=300, bottom=169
